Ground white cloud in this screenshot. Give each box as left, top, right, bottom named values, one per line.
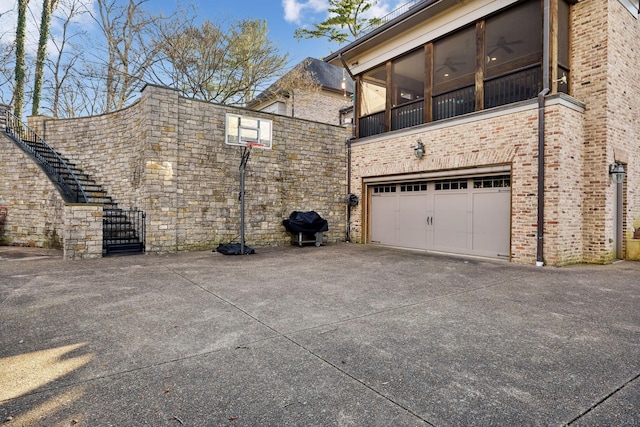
left=282, top=0, right=328, bottom=25
left=281, top=0, right=407, bottom=26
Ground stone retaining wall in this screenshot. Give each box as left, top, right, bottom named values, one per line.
left=21, top=85, right=351, bottom=254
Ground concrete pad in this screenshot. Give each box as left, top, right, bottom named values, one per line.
left=0, top=337, right=425, bottom=426
left=1, top=243, right=639, bottom=425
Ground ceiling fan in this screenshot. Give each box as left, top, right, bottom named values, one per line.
left=488, top=36, right=523, bottom=56
left=436, top=57, right=465, bottom=73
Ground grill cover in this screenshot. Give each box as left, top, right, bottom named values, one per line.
left=283, top=211, right=329, bottom=233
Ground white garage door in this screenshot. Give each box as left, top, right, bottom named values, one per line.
left=370, top=176, right=510, bottom=259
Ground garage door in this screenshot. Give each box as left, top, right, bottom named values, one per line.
left=370, top=175, right=510, bottom=259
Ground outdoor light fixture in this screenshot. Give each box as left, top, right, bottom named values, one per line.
left=414, top=140, right=425, bottom=159
left=609, top=162, right=626, bottom=184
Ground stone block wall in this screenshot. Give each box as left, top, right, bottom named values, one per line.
left=63, top=204, right=103, bottom=259
left=28, top=85, right=351, bottom=254
left=0, top=130, right=65, bottom=249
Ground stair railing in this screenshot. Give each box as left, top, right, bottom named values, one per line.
left=3, top=110, right=88, bottom=203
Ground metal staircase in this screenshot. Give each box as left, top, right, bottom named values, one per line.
left=2, top=111, right=145, bottom=256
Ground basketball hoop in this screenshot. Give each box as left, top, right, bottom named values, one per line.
left=225, top=113, right=273, bottom=150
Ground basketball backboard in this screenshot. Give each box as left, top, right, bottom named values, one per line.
left=225, top=113, right=273, bottom=149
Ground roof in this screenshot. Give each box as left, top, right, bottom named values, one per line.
left=304, top=57, right=355, bottom=93
left=248, top=58, right=354, bottom=107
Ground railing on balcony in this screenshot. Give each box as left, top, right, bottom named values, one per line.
left=484, top=65, right=541, bottom=109
left=392, top=99, right=424, bottom=131
left=432, top=85, right=475, bottom=121
left=359, top=110, right=386, bottom=138
left=356, top=65, right=545, bottom=137
left=360, top=0, right=421, bottom=35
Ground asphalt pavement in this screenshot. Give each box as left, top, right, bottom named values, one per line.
left=1, top=243, right=639, bottom=426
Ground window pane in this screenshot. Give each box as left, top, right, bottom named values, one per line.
left=433, top=26, right=476, bottom=93
left=558, top=0, right=570, bottom=68
left=485, top=0, right=542, bottom=78
left=360, top=65, right=387, bottom=116
left=392, top=49, right=424, bottom=107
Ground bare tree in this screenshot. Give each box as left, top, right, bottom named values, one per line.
left=45, top=0, right=88, bottom=117
left=0, top=38, right=16, bottom=105
left=0, top=7, right=15, bottom=104
left=32, top=0, right=59, bottom=115
left=226, top=20, right=289, bottom=106
left=14, top=0, right=29, bottom=118
left=259, top=58, right=321, bottom=117
left=151, top=17, right=288, bottom=106
left=90, top=0, right=162, bottom=112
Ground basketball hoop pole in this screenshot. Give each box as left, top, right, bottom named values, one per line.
left=239, top=145, right=252, bottom=254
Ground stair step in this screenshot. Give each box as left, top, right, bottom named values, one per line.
left=8, top=119, right=145, bottom=257
left=103, top=242, right=145, bottom=256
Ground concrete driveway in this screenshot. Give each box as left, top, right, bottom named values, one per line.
left=1, top=244, right=638, bottom=426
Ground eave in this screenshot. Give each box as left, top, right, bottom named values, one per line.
left=324, top=0, right=460, bottom=67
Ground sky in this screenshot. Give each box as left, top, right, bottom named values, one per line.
left=147, top=0, right=408, bottom=66
left=0, top=0, right=407, bottom=68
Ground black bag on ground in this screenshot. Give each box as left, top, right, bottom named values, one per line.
left=215, top=243, right=255, bottom=255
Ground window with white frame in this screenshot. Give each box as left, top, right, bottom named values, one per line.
left=619, top=0, right=639, bottom=17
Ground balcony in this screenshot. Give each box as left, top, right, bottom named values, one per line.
left=392, top=99, right=424, bottom=131
left=433, top=85, right=475, bottom=121
left=485, top=65, right=541, bottom=109
left=359, top=111, right=386, bottom=138
left=357, top=66, right=544, bottom=138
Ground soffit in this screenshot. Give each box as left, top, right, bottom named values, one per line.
left=327, top=0, right=520, bottom=74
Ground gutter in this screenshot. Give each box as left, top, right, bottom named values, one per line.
left=536, top=0, right=551, bottom=267
left=338, top=54, right=356, bottom=81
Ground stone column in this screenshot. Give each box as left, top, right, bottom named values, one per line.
left=0, top=104, right=11, bottom=131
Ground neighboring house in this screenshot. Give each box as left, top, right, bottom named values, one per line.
left=326, top=0, right=639, bottom=265
left=248, top=57, right=354, bottom=127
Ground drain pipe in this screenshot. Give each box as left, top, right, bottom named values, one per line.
left=345, top=138, right=353, bottom=242
left=339, top=53, right=357, bottom=242
left=536, top=0, right=551, bottom=267
left=536, top=88, right=549, bottom=267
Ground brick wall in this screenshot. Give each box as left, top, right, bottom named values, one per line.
left=570, top=0, right=640, bottom=261
left=253, top=89, right=353, bottom=127
left=26, top=85, right=351, bottom=253
left=348, top=96, right=586, bottom=265
left=608, top=0, right=640, bottom=247
left=291, top=89, right=353, bottom=125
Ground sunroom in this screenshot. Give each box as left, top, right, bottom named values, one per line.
left=333, top=0, right=572, bottom=139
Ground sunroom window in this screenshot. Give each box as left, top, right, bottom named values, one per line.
left=433, top=26, right=476, bottom=120
left=360, top=65, right=387, bottom=136
left=484, top=0, right=542, bottom=108
left=391, top=49, right=425, bottom=130
left=355, top=0, right=570, bottom=138
left=557, top=0, right=570, bottom=94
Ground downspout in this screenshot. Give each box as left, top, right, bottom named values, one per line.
left=338, top=53, right=356, bottom=81
left=536, top=0, right=551, bottom=267
left=339, top=53, right=357, bottom=242
left=346, top=138, right=353, bottom=242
